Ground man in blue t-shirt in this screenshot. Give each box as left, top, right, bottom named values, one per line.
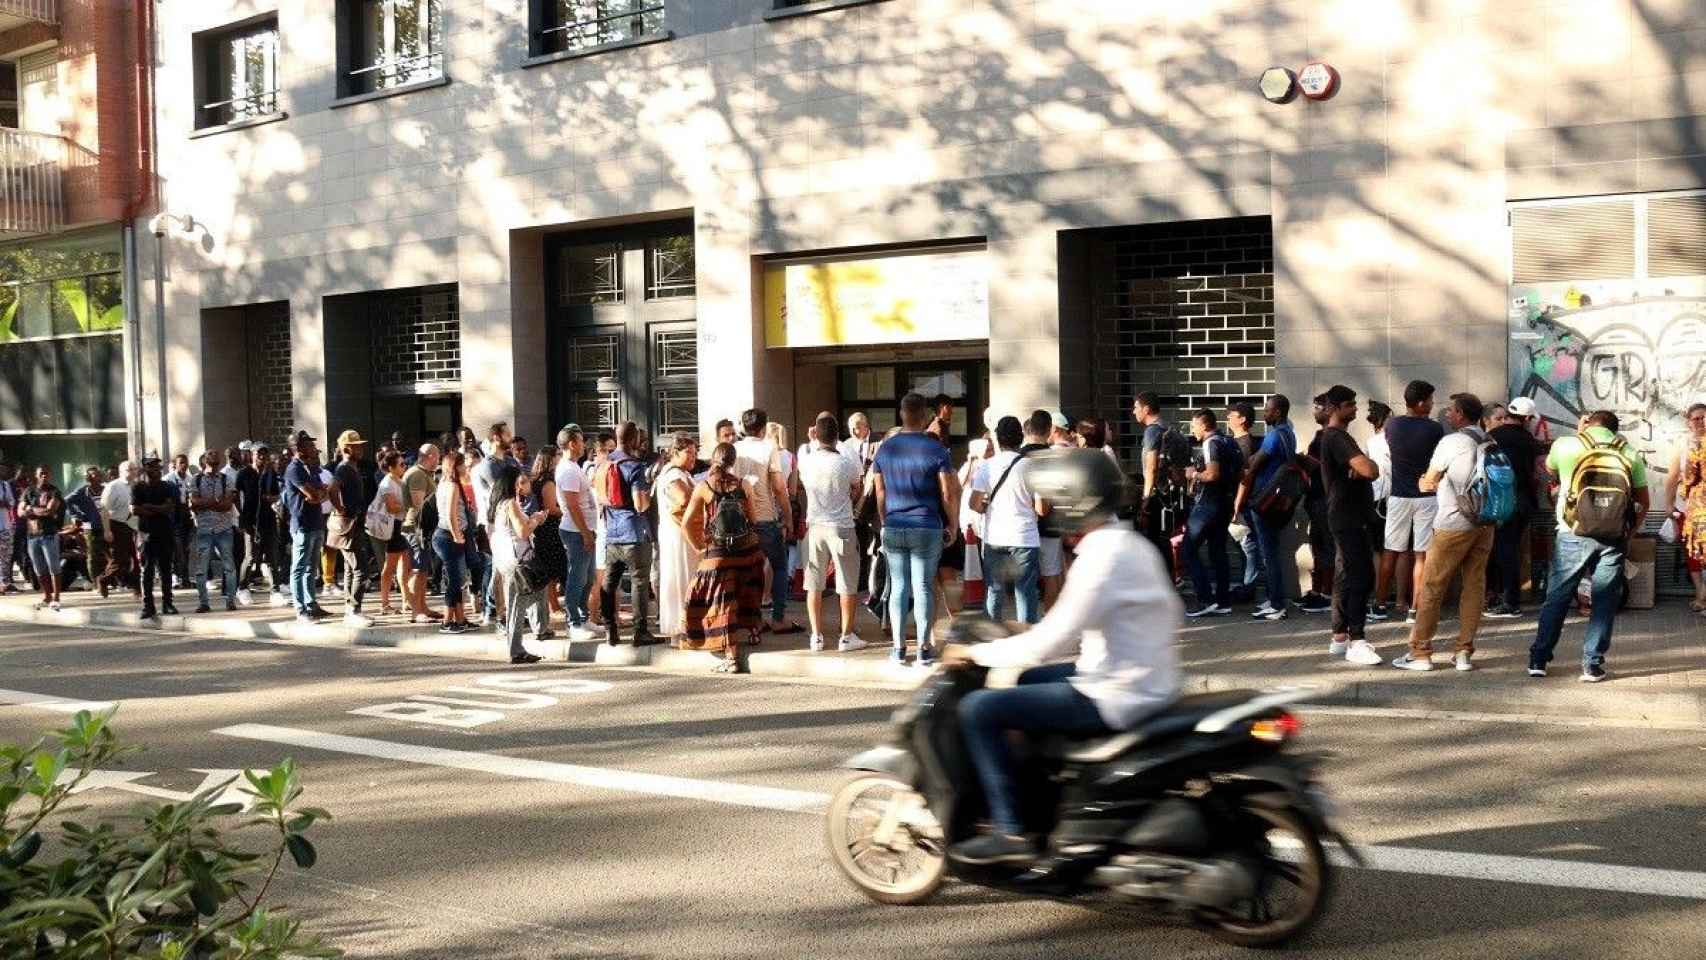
left=1237, top=394, right=1298, bottom=620
left=872, top=392, right=959, bottom=666
left=281, top=431, right=330, bottom=621
left=1379, top=380, right=1445, bottom=621
left=1180, top=408, right=1243, bottom=617
left=600, top=421, right=659, bottom=647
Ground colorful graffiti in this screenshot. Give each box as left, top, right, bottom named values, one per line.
left=1508, top=289, right=1706, bottom=487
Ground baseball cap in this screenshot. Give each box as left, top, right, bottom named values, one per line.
left=1323, top=384, right=1357, bottom=405
left=1050, top=411, right=1070, bottom=430
left=292, top=430, right=317, bottom=448
left=1507, top=397, right=1537, bottom=417
left=335, top=429, right=368, bottom=448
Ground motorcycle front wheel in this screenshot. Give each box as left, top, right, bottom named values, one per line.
left=1202, top=802, right=1331, bottom=949
left=825, top=773, right=946, bottom=905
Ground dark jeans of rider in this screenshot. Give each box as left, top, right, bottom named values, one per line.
left=1329, top=524, right=1374, bottom=640
left=958, top=663, right=1109, bottom=836
left=1183, top=496, right=1232, bottom=607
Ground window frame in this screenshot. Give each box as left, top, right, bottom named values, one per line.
left=764, top=0, right=891, bottom=22
left=529, top=0, right=667, bottom=59
left=192, top=14, right=282, bottom=131
left=337, top=0, right=445, bottom=99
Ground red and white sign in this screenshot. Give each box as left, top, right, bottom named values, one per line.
left=1298, top=62, right=1340, bottom=101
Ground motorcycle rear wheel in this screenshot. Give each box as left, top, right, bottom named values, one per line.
left=825, top=773, right=946, bottom=905
left=1202, top=802, right=1331, bottom=948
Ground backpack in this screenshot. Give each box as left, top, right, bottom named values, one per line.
left=602, top=459, right=630, bottom=511
left=414, top=492, right=438, bottom=549
left=1209, top=434, right=1245, bottom=495
left=1455, top=433, right=1516, bottom=527
left=1255, top=461, right=1309, bottom=523
left=1564, top=433, right=1634, bottom=540
left=708, top=484, right=751, bottom=546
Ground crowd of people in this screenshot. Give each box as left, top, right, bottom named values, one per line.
left=1, top=382, right=1701, bottom=679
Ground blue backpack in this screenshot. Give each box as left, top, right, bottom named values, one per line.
left=1458, top=433, right=1516, bottom=526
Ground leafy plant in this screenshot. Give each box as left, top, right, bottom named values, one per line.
left=0, top=708, right=339, bottom=958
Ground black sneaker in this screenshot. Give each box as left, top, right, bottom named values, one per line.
left=162, top=603, right=179, bottom=616
left=1486, top=604, right=1521, bottom=619
left=193, top=603, right=211, bottom=614
left=632, top=634, right=663, bottom=647
left=1579, top=664, right=1607, bottom=683
left=307, top=604, right=332, bottom=620
left=1367, top=603, right=1390, bottom=622
left=438, top=621, right=462, bottom=635
left=1298, top=593, right=1331, bottom=613
left=1527, top=661, right=1547, bottom=678
left=949, top=832, right=1036, bottom=866
left=510, top=652, right=544, bottom=664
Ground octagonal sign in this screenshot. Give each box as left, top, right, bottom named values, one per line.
left=1298, top=62, right=1340, bottom=100
left=1259, top=66, right=1298, bottom=104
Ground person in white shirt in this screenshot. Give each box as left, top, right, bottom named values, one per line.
left=942, top=448, right=1182, bottom=865
left=970, top=416, right=1050, bottom=624
left=839, top=412, right=874, bottom=476
left=798, top=413, right=866, bottom=651
left=553, top=425, right=603, bottom=640
left=734, top=408, right=797, bottom=633
left=96, top=460, right=137, bottom=596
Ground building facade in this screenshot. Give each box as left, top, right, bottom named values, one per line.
left=136, top=0, right=1705, bottom=491
left=0, top=0, right=151, bottom=486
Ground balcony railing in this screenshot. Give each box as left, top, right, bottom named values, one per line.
left=0, top=128, right=65, bottom=237
left=0, top=0, right=57, bottom=27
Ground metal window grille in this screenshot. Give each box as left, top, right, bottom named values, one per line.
left=651, top=328, right=695, bottom=379
left=572, top=391, right=621, bottom=433
left=200, top=22, right=279, bottom=128
left=569, top=332, right=620, bottom=379
left=245, top=303, right=292, bottom=445
left=349, top=0, right=443, bottom=92
left=653, top=387, right=697, bottom=437
left=371, top=286, right=460, bottom=390
left=544, top=1, right=664, bottom=53
left=563, top=243, right=623, bottom=304
left=646, top=234, right=695, bottom=299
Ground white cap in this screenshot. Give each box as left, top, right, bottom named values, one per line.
left=1507, top=397, right=1537, bottom=417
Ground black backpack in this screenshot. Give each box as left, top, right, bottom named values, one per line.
left=709, top=484, right=751, bottom=546
left=413, top=491, right=439, bottom=549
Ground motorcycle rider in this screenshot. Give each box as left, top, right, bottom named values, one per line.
left=942, top=448, right=1183, bottom=865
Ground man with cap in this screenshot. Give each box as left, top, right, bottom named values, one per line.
left=327, top=429, right=374, bottom=627
left=131, top=455, right=180, bottom=620
left=1486, top=396, right=1549, bottom=618
left=282, top=431, right=331, bottom=621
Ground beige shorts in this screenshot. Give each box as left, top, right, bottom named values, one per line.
left=805, top=525, right=860, bottom=594
left=1384, top=496, right=1436, bottom=552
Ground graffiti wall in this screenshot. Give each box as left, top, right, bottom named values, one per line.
left=1508, top=279, right=1706, bottom=496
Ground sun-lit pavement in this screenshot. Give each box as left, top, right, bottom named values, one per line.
left=2, top=622, right=1704, bottom=959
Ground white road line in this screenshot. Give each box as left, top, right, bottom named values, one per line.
left=213, top=723, right=828, bottom=814
left=0, top=687, right=117, bottom=713
left=215, top=723, right=1706, bottom=901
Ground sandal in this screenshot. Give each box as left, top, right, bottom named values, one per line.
left=380, top=604, right=403, bottom=616
left=770, top=621, right=803, bottom=636
left=1691, top=600, right=1706, bottom=613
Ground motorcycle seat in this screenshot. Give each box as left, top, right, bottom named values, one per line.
left=1061, top=690, right=1260, bottom=764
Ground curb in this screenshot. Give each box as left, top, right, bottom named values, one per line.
left=3, top=603, right=1701, bottom=724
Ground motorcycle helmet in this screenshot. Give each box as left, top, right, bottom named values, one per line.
left=1027, top=447, right=1128, bottom=538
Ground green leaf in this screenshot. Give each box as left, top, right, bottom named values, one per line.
left=1, top=831, right=41, bottom=868
left=285, top=834, right=316, bottom=869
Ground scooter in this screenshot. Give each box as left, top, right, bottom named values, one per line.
left=825, top=623, right=1360, bottom=949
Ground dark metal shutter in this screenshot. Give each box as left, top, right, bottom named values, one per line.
left=1510, top=201, right=1636, bottom=283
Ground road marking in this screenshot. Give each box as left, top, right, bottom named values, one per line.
left=214, top=724, right=828, bottom=814
left=350, top=673, right=616, bottom=729
left=57, top=768, right=256, bottom=809
left=217, top=722, right=1706, bottom=900
left=1304, top=704, right=1706, bottom=732
left=0, top=688, right=116, bottom=713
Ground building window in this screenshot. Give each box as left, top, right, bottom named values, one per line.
left=341, top=0, right=443, bottom=97
left=652, top=328, right=696, bottom=379
left=534, top=1, right=664, bottom=57
left=562, top=243, right=624, bottom=304
left=195, top=18, right=279, bottom=129
left=646, top=233, right=695, bottom=300
left=0, top=231, right=126, bottom=433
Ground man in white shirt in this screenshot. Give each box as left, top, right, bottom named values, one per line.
left=799, top=413, right=865, bottom=652
left=97, top=461, right=137, bottom=597
left=970, top=416, right=1049, bottom=624
left=839, top=412, right=874, bottom=475
left=1393, top=393, right=1495, bottom=673
left=942, top=448, right=1182, bottom=865
left=734, top=408, right=797, bottom=633
left=554, top=424, right=602, bottom=640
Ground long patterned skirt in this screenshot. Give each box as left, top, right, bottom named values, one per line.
left=682, top=535, right=765, bottom=656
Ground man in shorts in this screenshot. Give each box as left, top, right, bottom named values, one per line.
left=799, top=412, right=867, bottom=651
left=1379, top=380, right=1444, bottom=623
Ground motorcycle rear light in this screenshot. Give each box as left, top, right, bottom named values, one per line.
left=1250, top=712, right=1301, bottom=743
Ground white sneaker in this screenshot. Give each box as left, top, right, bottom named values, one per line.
left=343, top=612, right=373, bottom=628
left=1250, top=603, right=1277, bottom=619
left=809, top=634, right=826, bottom=652
left=569, top=624, right=599, bottom=641
left=1328, top=637, right=1348, bottom=656
left=1391, top=653, right=1434, bottom=672
left=324, top=585, right=342, bottom=598
left=236, top=589, right=253, bottom=607
left=49, top=600, right=62, bottom=612
left=480, top=612, right=494, bottom=627
left=271, top=591, right=291, bottom=607
left=1455, top=651, right=1474, bottom=672
left=838, top=634, right=869, bottom=652
left=1345, top=640, right=1383, bottom=666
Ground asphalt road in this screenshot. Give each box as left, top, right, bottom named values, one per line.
left=2, top=622, right=1704, bottom=959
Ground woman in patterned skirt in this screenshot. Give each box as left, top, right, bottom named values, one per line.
left=681, top=442, right=765, bottom=672
left=1675, top=404, right=1706, bottom=613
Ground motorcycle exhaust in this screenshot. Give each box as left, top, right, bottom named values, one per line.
left=1094, top=855, right=1258, bottom=909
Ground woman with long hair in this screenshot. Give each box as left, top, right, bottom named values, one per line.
left=488, top=462, right=547, bottom=663
left=432, top=449, right=474, bottom=633
left=680, top=442, right=765, bottom=672
left=372, top=450, right=411, bottom=615
left=1674, top=403, right=1706, bottom=613
left=528, top=447, right=567, bottom=630
left=655, top=432, right=701, bottom=640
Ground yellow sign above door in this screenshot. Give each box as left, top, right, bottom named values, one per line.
left=763, top=247, right=990, bottom=348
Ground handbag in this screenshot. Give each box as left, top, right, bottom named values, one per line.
left=365, top=485, right=396, bottom=541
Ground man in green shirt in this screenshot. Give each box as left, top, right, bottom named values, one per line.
left=1528, top=410, right=1649, bottom=682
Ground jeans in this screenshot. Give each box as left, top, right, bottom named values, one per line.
left=26, top=534, right=60, bottom=579
left=1408, top=525, right=1494, bottom=658
left=140, top=532, right=174, bottom=613
left=559, top=526, right=593, bottom=627
left=602, top=541, right=654, bottom=640
left=1183, top=497, right=1233, bottom=607
left=269, top=519, right=291, bottom=592
left=474, top=534, right=495, bottom=619
left=290, top=527, right=326, bottom=614
left=959, top=663, right=1110, bottom=834
left=1493, top=513, right=1529, bottom=608
left=1530, top=530, right=1625, bottom=670
left=432, top=529, right=469, bottom=607
left=193, top=529, right=237, bottom=607
left=1233, top=506, right=1263, bottom=587
left=1251, top=510, right=1291, bottom=608
left=882, top=526, right=944, bottom=657
left=1329, top=524, right=1374, bottom=640
left=754, top=521, right=788, bottom=622
left=982, top=544, right=1041, bottom=624
left=503, top=570, right=547, bottom=657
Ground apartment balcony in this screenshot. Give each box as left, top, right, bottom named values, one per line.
left=0, top=127, right=70, bottom=238
left=0, top=0, right=55, bottom=32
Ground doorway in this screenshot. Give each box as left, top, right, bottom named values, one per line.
left=837, top=359, right=989, bottom=453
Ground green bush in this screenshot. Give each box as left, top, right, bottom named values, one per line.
left=0, top=708, right=339, bottom=958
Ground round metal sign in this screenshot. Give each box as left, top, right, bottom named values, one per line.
left=1259, top=66, right=1298, bottom=104
left=1298, top=62, right=1340, bottom=101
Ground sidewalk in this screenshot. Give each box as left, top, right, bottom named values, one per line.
left=2, top=585, right=1702, bottom=723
